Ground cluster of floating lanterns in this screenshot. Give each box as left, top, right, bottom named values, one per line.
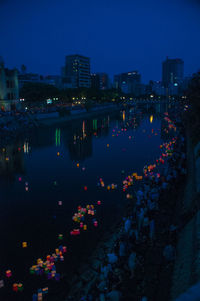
left=107, top=183, right=117, bottom=190
left=12, top=283, right=23, bottom=292
left=70, top=202, right=102, bottom=235
left=0, top=271, right=24, bottom=294
left=30, top=245, right=67, bottom=280
left=122, top=173, right=142, bottom=192
left=97, top=178, right=117, bottom=190
left=143, top=115, right=177, bottom=179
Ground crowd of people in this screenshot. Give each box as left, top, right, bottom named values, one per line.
left=76, top=112, right=187, bottom=301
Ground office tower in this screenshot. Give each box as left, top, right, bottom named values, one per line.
left=91, top=73, right=110, bottom=90
left=162, top=57, right=184, bottom=87
left=62, top=54, right=91, bottom=88
left=114, top=71, right=141, bottom=95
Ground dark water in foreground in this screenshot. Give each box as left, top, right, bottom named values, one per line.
left=0, top=104, right=170, bottom=300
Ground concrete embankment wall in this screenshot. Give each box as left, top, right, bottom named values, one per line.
left=171, top=132, right=200, bottom=300
left=35, top=105, right=121, bottom=127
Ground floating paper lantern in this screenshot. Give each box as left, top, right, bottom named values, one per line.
left=97, top=201, right=101, bottom=205
left=107, top=144, right=109, bottom=147
left=18, top=283, right=23, bottom=292
left=42, top=287, right=48, bottom=294
left=83, top=225, right=87, bottom=230
left=38, top=292, right=43, bottom=301
left=70, top=229, right=80, bottom=235
left=77, top=163, right=79, bottom=167
left=58, top=201, right=62, bottom=206
left=57, top=152, right=60, bottom=156
left=94, top=221, right=98, bottom=227
left=13, top=283, right=18, bottom=292
left=18, top=177, right=22, bottom=181
left=22, top=241, right=27, bottom=248
left=58, top=234, right=63, bottom=240
left=6, top=270, right=12, bottom=278
left=84, top=186, right=87, bottom=191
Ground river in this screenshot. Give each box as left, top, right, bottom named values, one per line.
left=0, top=103, right=172, bottom=300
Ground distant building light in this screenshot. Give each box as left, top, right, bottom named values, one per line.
left=174, top=83, right=178, bottom=86
left=47, top=98, right=52, bottom=104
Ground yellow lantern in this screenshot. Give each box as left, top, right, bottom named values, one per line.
left=22, top=242, right=27, bottom=248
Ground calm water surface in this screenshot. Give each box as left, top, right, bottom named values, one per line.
left=0, top=104, right=170, bottom=300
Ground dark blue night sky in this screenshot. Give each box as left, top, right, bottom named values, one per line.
left=0, top=0, right=200, bottom=82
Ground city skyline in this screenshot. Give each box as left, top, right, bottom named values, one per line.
left=0, top=0, right=200, bottom=83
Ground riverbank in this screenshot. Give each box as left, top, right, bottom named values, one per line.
left=0, top=104, right=122, bottom=147
left=35, top=104, right=122, bottom=127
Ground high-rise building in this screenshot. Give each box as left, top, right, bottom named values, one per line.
left=162, top=57, right=184, bottom=87
left=91, top=74, right=100, bottom=89
left=62, top=54, right=91, bottom=89
left=91, top=73, right=110, bottom=90
left=114, top=71, right=141, bottom=95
